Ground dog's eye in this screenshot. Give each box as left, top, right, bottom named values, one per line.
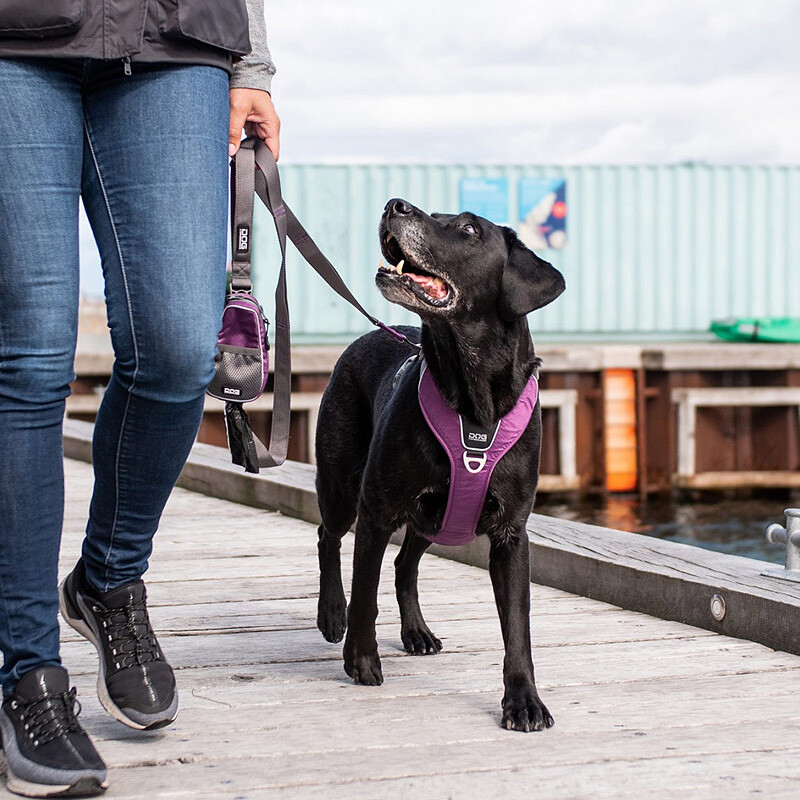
left=463, top=223, right=478, bottom=236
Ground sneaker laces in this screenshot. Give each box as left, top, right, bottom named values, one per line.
left=14, top=688, right=82, bottom=748
left=95, top=598, right=162, bottom=670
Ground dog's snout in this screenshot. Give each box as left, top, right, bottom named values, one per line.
left=385, top=198, right=413, bottom=217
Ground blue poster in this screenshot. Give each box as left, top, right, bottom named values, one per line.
left=459, top=178, right=509, bottom=224
left=518, top=178, right=567, bottom=250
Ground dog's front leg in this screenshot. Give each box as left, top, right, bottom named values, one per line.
left=343, top=513, right=393, bottom=686
left=489, top=531, right=554, bottom=732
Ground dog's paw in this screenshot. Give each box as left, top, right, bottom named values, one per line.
left=343, top=638, right=384, bottom=685
left=501, top=687, right=554, bottom=732
left=317, top=596, right=347, bottom=643
left=401, top=623, right=442, bottom=655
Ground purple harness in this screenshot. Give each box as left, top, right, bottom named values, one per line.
left=417, top=362, right=539, bottom=546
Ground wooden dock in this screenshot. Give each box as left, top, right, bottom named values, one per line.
left=72, top=316, right=800, bottom=494
left=7, top=455, right=800, bottom=800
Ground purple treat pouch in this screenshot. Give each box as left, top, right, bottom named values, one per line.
left=207, top=292, right=270, bottom=403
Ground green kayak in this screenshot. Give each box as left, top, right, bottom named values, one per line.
left=711, top=317, right=800, bottom=343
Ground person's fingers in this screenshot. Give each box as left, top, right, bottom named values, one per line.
left=230, top=89, right=281, bottom=159
left=229, top=97, right=249, bottom=157
left=245, top=119, right=281, bottom=161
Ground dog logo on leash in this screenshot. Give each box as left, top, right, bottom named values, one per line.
left=236, top=224, right=250, bottom=255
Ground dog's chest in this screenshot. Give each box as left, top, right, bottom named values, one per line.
left=369, top=359, right=538, bottom=539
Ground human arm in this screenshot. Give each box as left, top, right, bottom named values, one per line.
left=229, top=0, right=280, bottom=159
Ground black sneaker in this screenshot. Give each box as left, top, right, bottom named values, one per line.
left=58, top=562, right=178, bottom=731
left=0, top=666, right=107, bottom=797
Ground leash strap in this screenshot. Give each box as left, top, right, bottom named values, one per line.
left=225, top=138, right=291, bottom=468
left=247, top=140, right=420, bottom=349
left=230, top=143, right=255, bottom=292
left=228, top=138, right=418, bottom=470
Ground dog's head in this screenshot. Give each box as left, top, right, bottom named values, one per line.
left=377, top=198, right=565, bottom=322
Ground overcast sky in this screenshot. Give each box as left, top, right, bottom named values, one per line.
left=80, top=1, right=800, bottom=295
left=267, top=0, right=800, bottom=164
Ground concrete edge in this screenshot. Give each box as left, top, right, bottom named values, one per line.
left=63, top=419, right=800, bottom=656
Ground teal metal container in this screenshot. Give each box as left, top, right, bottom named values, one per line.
left=250, top=164, right=800, bottom=344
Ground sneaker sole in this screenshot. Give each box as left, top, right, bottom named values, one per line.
left=58, top=579, right=177, bottom=732
left=2, top=754, right=107, bottom=798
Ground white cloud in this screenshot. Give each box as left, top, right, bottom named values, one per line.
left=266, top=0, right=800, bottom=163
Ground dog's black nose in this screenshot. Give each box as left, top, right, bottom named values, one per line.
left=386, top=198, right=412, bottom=216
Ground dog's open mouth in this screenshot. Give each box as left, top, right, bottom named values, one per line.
left=378, top=233, right=452, bottom=307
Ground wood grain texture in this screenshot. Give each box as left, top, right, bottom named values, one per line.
left=10, top=456, right=798, bottom=800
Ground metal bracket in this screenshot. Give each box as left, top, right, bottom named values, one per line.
left=762, top=508, right=800, bottom=582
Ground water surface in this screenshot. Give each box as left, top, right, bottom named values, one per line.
left=534, top=494, right=800, bottom=564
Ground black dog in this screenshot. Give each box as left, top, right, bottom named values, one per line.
left=314, top=198, right=565, bottom=731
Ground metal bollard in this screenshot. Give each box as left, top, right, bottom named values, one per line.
left=763, top=508, right=800, bottom=582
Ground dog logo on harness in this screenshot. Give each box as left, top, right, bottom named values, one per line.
left=223, top=387, right=242, bottom=397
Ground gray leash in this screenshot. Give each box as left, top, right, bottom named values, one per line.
left=228, top=138, right=418, bottom=470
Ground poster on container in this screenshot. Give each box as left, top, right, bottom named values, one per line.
left=458, top=177, right=509, bottom=224
left=518, top=178, right=567, bottom=250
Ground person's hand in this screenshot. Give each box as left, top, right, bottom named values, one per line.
left=229, top=88, right=280, bottom=160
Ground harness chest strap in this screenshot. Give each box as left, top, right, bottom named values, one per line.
left=417, top=363, right=539, bottom=547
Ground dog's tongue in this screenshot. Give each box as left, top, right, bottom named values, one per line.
left=408, top=272, right=448, bottom=300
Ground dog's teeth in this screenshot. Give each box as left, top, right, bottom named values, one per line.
left=395, top=259, right=404, bottom=274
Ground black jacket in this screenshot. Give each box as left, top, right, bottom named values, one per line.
left=0, top=0, right=252, bottom=75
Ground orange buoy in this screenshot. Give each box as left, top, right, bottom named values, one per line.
left=603, top=369, right=638, bottom=492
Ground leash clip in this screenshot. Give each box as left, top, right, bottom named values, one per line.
left=463, top=451, right=488, bottom=474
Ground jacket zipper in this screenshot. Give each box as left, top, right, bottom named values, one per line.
left=122, top=56, right=132, bottom=76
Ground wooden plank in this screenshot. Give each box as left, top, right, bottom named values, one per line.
left=73, top=346, right=348, bottom=379
left=69, top=632, right=794, bottom=687
left=99, top=669, right=800, bottom=727
left=73, top=342, right=800, bottom=381
left=676, top=389, right=696, bottom=476
left=83, top=706, right=800, bottom=774
left=672, top=385, right=800, bottom=406
left=60, top=610, right=719, bottom=664
left=55, top=733, right=800, bottom=800
left=536, top=474, right=581, bottom=492
left=673, top=470, right=800, bottom=489
left=643, top=342, right=800, bottom=371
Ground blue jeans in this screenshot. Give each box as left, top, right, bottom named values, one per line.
left=0, top=58, right=229, bottom=695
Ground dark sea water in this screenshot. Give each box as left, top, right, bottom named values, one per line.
left=534, top=493, right=800, bottom=564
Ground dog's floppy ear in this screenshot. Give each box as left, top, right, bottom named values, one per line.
left=498, top=228, right=566, bottom=321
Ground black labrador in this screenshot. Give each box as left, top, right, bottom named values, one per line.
left=314, top=198, right=565, bottom=731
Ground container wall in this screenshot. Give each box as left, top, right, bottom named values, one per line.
left=251, top=164, right=800, bottom=343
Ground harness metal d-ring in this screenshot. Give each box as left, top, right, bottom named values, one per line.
left=463, top=451, right=488, bottom=474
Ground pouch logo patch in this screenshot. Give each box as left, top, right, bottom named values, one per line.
left=223, top=387, right=242, bottom=396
